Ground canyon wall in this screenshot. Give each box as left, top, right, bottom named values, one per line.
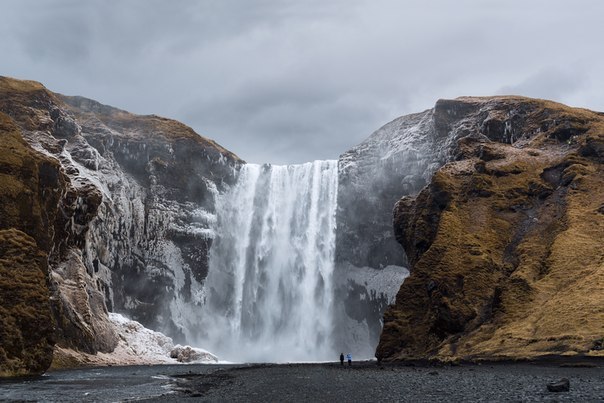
left=0, top=76, right=241, bottom=375
left=333, top=98, right=507, bottom=356
left=3, top=75, right=601, bottom=374
left=377, top=96, right=604, bottom=361
left=0, top=112, right=59, bottom=376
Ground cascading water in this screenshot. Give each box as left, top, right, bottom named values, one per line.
left=198, top=160, right=338, bottom=362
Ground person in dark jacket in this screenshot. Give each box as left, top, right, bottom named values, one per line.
left=340, top=353, right=344, bottom=366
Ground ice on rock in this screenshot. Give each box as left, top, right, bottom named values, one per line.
left=106, top=313, right=217, bottom=364
left=108, top=313, right=174, bottom=363
left=170, top=345, right=218, bottom=363
left=333, top=106, right=463, bottom=358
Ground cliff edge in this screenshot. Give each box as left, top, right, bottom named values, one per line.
left=377, top=96, right=604, bottom=361
left=0, top=76, right=241, bottom=376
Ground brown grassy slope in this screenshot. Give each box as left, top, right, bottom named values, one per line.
left=377, top=97, right=604, bottom=361
left=0, top=76, right=59, bottom=133
left=0, top=113, right=62, bottom=376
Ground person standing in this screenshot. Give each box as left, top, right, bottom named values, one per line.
left=346, top=353, right=352, bottom=366
left=340, top=353, right=344, bottom=366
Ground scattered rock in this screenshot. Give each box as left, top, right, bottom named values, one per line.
left=591, top=338, right=603, bottom=351
left=547, top=378, right=570, bottom=392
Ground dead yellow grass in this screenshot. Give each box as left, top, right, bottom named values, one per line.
left=378, top=97, right=604, bottom=362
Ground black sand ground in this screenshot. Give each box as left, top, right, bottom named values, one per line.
left=1, top=360, right=602, bottom=402
left=158, top=361, right=604, bottom=402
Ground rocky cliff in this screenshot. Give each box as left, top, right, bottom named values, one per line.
left=0, top=112, right=59, bottom=376
left=56, top=93, right=241, bottom=341
left=3, top=75, right=602, bottom=372
left=334, top=98, right=490, bottom=357
left=377, top=96, right=604, bottom=361
left=0, top=76, right=241, bottom=376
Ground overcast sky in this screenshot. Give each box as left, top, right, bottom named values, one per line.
left=1, top=0, right=603, bottom=164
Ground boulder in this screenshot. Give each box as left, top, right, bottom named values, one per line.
left=170, top=345, right=218, bottom=363
left=547, top=378, right=570, bottom=393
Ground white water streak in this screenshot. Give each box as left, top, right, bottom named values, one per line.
left=198, top=161, right=338, bottom=362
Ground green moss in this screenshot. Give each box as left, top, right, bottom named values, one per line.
left=0, top=229, right=54, bottom=377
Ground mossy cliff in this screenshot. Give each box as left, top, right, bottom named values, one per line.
left=377, top=96, right=604, bottom=361
left=0, top=76, right=241, bottom=376
left=0, top=113, right=60, bottom=376
left=0, top=78, right=122, bottom=376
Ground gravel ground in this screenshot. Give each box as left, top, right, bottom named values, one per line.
left=153, top=360, right=604, bottom=402
left=1, top=360, right=602, bottom=402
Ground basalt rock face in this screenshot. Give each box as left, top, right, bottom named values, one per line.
left=57, top=94, right=241, bottom=341
left=0, top=76, right=241, bottom=375
left=335, top=108, right=450, bottom=356
left=333, top=97, right=521, bottom=357
left=377, top=96, right=604, bottom=361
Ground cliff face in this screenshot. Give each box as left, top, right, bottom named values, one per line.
left=334, top=97, right=498, bottom=357
left=377, top=96, right=604, bottom=361
left=0, top=76, right=241, bottom=375
left=0, top=113, right=59, bottom=376
left=334, top=110, right=443, bottom=356
left=56, top=94, right=241, bottom=341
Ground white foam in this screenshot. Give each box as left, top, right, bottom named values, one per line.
left=198, top=161, right=339, bottom=362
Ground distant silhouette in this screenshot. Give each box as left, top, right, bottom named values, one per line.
left=340, top=353, right=344, bottom=366
left=346, top=353, right=352, bottom=366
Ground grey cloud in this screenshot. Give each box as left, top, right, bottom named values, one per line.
left=183, top=84, right=388, bottom=164
left=1, top=0, right=604, bottom=163
left=497, top=68, right=588, bottom=102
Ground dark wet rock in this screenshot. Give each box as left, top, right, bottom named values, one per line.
left=580, top=135, right=604, bottom=163
left=547, top=378, right=570, bottom=392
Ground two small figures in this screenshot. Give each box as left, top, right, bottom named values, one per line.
left=339, top=352, right=352, bottom=366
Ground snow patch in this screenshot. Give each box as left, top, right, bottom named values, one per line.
left=107, top=313, right=175, bottom=364
left=86, top=313, right=218, bottom=365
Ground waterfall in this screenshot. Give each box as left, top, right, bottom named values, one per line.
left=198, top=160, right=338, bottom=362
